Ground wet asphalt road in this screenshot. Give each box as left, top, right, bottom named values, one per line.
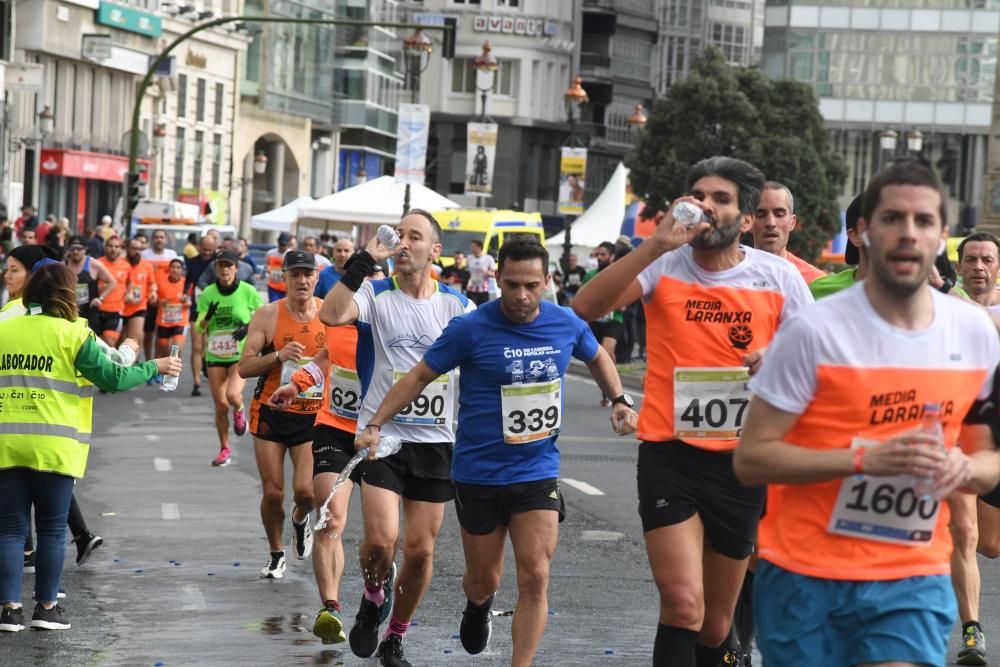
left=2, top=371, right=995, bottom=666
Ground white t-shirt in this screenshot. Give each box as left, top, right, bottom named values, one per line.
left=314, top=254, right=332, bottom=269
left=141, top=248, right=178, bottom=262
left=354, top=277, right=476, bottom=443
left=466, top=254, right=495, bottom=293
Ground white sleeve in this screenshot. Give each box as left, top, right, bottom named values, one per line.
left=636, top=253, right=669, bottom=299
left=352, top=280, right=375, bottom=324
left=747, top=313, right=819, bottom=414
left=779, top=266, right=814, bottom=321
left=977, top=314, right=1000, bottom=400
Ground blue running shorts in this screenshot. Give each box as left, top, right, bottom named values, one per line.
left=754, top=561, right=955, bottom=666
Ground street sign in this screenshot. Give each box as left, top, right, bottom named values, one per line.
left=394, top=104, right=431, bottom=185
left=82, top=33, right=113, bottom=60
left=5, top=63, right=43, bottom=92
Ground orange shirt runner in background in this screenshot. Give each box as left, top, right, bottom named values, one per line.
left=266, top=253, right=286, bottom=296
left=786, top=251, right=826, bottom=285
left=96, top=256, right=130, bottom=315
left=156, top=276, right=191, bottom=330
left=292, top=323, right=362, bottom=435
left=123, top=259, right=157, bottom=317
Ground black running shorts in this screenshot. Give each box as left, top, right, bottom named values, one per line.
left=636, top=440, right=764, bottom=560
left=361, top=441, right=454, bottom=503
left=123, top=310, right=146, bottom=324
left=157, top=325, right=185, bottom=339
left=250, top=402, right=315, bottom=446
left=144, top=305, right=158, bottom=332
left=589, top=320, right=623, bottom=343
left=454, top=478, right=565, bottom=535
left=95, top=311, right=121, bottom=333
left=312, top=424, right=363, bottom=482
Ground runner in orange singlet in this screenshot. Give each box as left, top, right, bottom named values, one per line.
left=95, top=236, right=130, bottom=346
left=238, top=250, right=323, bottom=581
left=154, top=258, right=190, bottom=358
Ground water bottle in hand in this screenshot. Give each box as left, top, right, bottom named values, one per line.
left=372, top=435, right=402, bottom=459
left=913, top=403, right=943, bottom=498
left=673, top=202, right=704, bottom=228
left=161, top=344, right=181, bottom=392
left=376, top=225, right=400, bottom=250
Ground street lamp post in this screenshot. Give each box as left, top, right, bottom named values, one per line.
left=401, top=27, right=433, bottom=215
left=561, top=75, right=588, bottom=275
left=472, top=40, right=498, bottom=209
left=123, top=17, right=453, bottom=238
left=878, top=129, right=898, bottom=173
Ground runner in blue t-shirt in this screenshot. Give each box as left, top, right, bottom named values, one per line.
left=355, top=238, right=638, bottom=666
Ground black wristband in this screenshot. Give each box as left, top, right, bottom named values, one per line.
left=341, top=250, right=378, bottom=292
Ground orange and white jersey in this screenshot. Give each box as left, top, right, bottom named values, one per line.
left=636, top=244, right=812, bottom=450
left=749, top=283, right=1000, bottom=581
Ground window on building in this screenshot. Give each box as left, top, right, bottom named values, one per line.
left=192, top=130, right=204, bottom=189
left=497, top=0, right=520, bottom=7
left=214, top=82, right=224, bottom=125
left=177, top=74, right=187, bottom=118
left=211, top=134, right=222, bottom=191
left=450, top=57, right=519, bottom=97
left=451, top=0, right=481, bottom=4
left=173, top=128, right=186, bottom=196
left=196, top=78, right=206, bottom=122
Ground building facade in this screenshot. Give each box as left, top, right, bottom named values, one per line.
left=236, top=0, right=339, bottom=236
left=579, top=0, right=658, bottom=202
left=655, top=0, right=763, bottom=94
left=400, top=0, right=578, bottom=215
left=761, top=1, right=997, bottom=227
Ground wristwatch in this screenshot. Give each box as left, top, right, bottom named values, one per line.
left=610, top=394, right=635, bottom=408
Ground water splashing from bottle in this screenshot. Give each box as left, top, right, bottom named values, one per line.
left=314, top=436, right=402, bottom=532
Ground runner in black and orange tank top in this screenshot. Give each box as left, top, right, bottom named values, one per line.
left=237, top=251, right=324, bottom=581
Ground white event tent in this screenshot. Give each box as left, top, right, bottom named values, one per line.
left=299, top=176, right=461, bottom=227
left=249, top=196, right=314, bottom=233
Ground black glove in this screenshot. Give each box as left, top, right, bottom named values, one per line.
left=204, top=301, right=220, bottom=323
left=231, top=324, right=250, bottom=341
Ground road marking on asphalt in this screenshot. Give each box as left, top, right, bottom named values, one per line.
left=581, top=530, right=624, bottom=541
left=560, top=478, right=605, bottom=496
left=134, top=397, right=145, bottom=405
left=146, top=434, right=161, bottom=442
left=181, top=584, right=206, bottom=611
left=560, top=435, right=639, bottom=444
left=161, top=503, right=180, bottom=520
left=154, top=458, right=172, bottom=472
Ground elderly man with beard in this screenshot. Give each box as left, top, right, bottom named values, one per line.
left=573, top=156, right=813, bottom=666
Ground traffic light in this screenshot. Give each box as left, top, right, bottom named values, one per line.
left=442, top=18, right=456, bottom=59
left=125, top=171, right=146, bottom=213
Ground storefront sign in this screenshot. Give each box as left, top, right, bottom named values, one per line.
left=96, top=1, right=162, bottom=38
left=472, top=15, right=553, bottom=37
left=82, top=33, right=112, bottom=60
left=558, top=147, right=587, bottom=216
left=464, top=122, right=498, bottom=197
left=185, top=49, right=207, bottom=69
left=40, top=149, right=149, bottom=183
left=101, top=45, right=151, bottom=76
left=394, top=104, right=431, bottom=185
left=6, top=63, right=44, bottom=92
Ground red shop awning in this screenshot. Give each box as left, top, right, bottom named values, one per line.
left=39, top=149, right=150, bottom=183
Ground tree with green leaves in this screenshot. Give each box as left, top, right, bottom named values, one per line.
left=629, top=48, right=847, bottom=262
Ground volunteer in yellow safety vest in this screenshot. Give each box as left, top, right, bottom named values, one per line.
left=0, top=263, right=182, bottom=633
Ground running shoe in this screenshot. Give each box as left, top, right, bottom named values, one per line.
left=260, top=551, right=286, bottom=579
left=958, top=625, right=987, bottom=665
left=291, top=506, right=314, bottom=560
left=379, top=562, right=397, bottom=624
left=233, top=408, right=247, bottom=436
left=29, top=604, right=70, bottom=630
left=191, top=384, right=202, bottom=397
left=349, top=597, right=385, bottom=658
left=23, top=552, right=35, bottom=573
left=0, top=606, right=25, bottom=632
left=460, top=594, right=494, bottom=655
left=313, top=604, right=346, bottom=644
left=211, top=447, right=232, bottom=467
left=375, top=633, right=412, bottom=667
left=74, top=532, right=103, bottom=565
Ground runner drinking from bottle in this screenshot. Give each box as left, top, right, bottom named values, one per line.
left=197, top=249, right=263, bottom=467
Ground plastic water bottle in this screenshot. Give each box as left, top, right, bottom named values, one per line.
left=161, top=344, right=180, bottom=392
left=376, top=225, right=400, bottom=250
left=914, top=403, right=944, bottom=498
left=315, top=435, right=403, bottom=531
left=673, top=201, right=704, bottom=228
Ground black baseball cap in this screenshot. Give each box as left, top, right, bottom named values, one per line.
left=67, top=235, right=86, bottom=249
left=216, top=249, right=240, bottom=265
left=283, top=250, right=317, bottom=271
left=844, top=193, right=863, bottom=266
